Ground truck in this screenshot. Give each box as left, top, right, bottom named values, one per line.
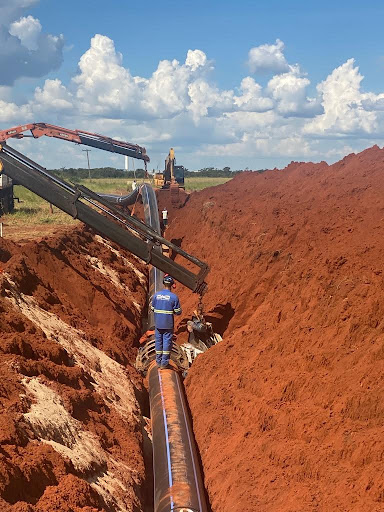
left=0, top=162, right=14, bottom=216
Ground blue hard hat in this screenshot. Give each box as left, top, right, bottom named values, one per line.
left=163, top=274, right=174, bottom=285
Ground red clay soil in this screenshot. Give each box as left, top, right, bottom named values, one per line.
left=0, top=227, right=149, bottom=511
left=132, top=187, right=188, bottom=228
left=155, top=187, right=189, bottom=221
left=166, top=145, right=384, bottom=512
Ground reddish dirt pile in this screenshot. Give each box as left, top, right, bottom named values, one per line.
left=0, top=227, right=149, bottom=512
left=166, top=145, right=384, bottom=511
left=155, top=187, right=189, bottom=221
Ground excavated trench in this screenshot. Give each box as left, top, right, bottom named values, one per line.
left=0, top=228, right=155, bottom=511
left=3, top=144, right=384, bottom=512
left=0, top=145, right=211, bottom=512
left=165, top=147, right=384, bottom=512
left=0, top=222, right=213, bottom=512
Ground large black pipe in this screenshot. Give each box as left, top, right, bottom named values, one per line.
left=98, top=189, right=139, bottom=207
left=141, top=184, right=163, bottom=330
left=148, top=363, right=209, bottom=512
left=141, top=184, right=209, bottom=511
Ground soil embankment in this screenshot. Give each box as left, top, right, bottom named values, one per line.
left=167, top=146, right=384, bottom=511
left=0, top=227, right=149, bottom=512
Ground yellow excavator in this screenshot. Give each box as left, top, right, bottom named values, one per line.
left=154, top=148, right=186, bottom=206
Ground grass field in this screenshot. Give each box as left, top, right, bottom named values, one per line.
left=1, top=177, right=231, bottom=238
left=76, top=176, right=231, bottom=193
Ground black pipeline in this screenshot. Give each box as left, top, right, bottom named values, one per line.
left=148, top=362, right=208, bottom=512
left=141, top=183, right=208, bottom=511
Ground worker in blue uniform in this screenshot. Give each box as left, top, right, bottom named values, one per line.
left=151, top=275, right=182, bottom=369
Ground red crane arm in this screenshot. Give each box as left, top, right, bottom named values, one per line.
left=0, top=122, right=149, bottom=162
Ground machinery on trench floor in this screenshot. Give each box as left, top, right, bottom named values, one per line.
left=155, top=148, right=186, bottom=207
left=136, top=309, right=222, bottom=374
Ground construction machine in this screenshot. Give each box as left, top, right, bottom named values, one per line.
left=154, top=148, right=186, bottom=206
left=0, top=142, right=208, bottom=292
left=0, top=123, right=217, bottom=368
left=0, top=123, right=208, bottom=293
left=0, top=122, right=149, bottom=163
left=0, top=122, right=150, bottom=214
left=0, top=161, right=14, bottom=216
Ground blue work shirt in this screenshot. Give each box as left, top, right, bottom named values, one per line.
left=151, top=289, right=182, bottom=330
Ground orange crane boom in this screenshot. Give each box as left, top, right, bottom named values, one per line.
left=0, top=122, right=149, bottom=163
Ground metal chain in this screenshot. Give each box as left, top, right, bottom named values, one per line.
left=197, top=289, right=205, bottom=316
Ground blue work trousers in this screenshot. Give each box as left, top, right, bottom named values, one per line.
left=155, top=328, right=173, bottom=366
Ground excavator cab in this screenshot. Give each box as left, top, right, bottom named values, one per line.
left=173, top=165, right=185, bottom=187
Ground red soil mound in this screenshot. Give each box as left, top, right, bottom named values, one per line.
left=167, top=145, right=384, bottom=511
left=0, top=228, right=149, bottom=511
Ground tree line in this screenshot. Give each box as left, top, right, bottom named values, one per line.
left=51, top=166, right=266, bottom=180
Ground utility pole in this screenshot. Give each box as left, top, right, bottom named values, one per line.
left=82, top=149, right=91, bottom=179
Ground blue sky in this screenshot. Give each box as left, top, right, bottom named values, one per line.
left=30, top=0, right=384, bottom=88
left=28, top=1, right=383, bottom=86
left=1, top=0, right=384, bottom=170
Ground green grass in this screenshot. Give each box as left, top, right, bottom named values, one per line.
left=80, top=176, right=231, bottom=193
left=9, top=186, right=79, bottom=227
left=78, top=178, right=132, bottom=194
left=5, top=177, right=232, bottom=228
left=184, top=177, right=231, bottom=191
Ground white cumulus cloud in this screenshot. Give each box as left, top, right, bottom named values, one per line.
left=248, top=39, right=290, bottom=74
left=304, top=59, right=377, bottom=136
left=234, top=77, right=274, bottom=112
left=73, top=35, right=214, bottom=120
left=185, top=49, right=209, bottom=71
left=9, top=15, right=41, bottom=51
left=188, top=80, right=234, bottom=120
left=0, top=0, right=64, bottom=85
left=267, top=66, right=321, bottom=117
left=34, top=79, right=73, bottom=111
left=3, top=35, right=384, bottom=171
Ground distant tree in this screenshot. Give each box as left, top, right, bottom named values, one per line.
left=51, top=167, right=148, bottom=180
left=50, top=165, right=266, bottom=180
